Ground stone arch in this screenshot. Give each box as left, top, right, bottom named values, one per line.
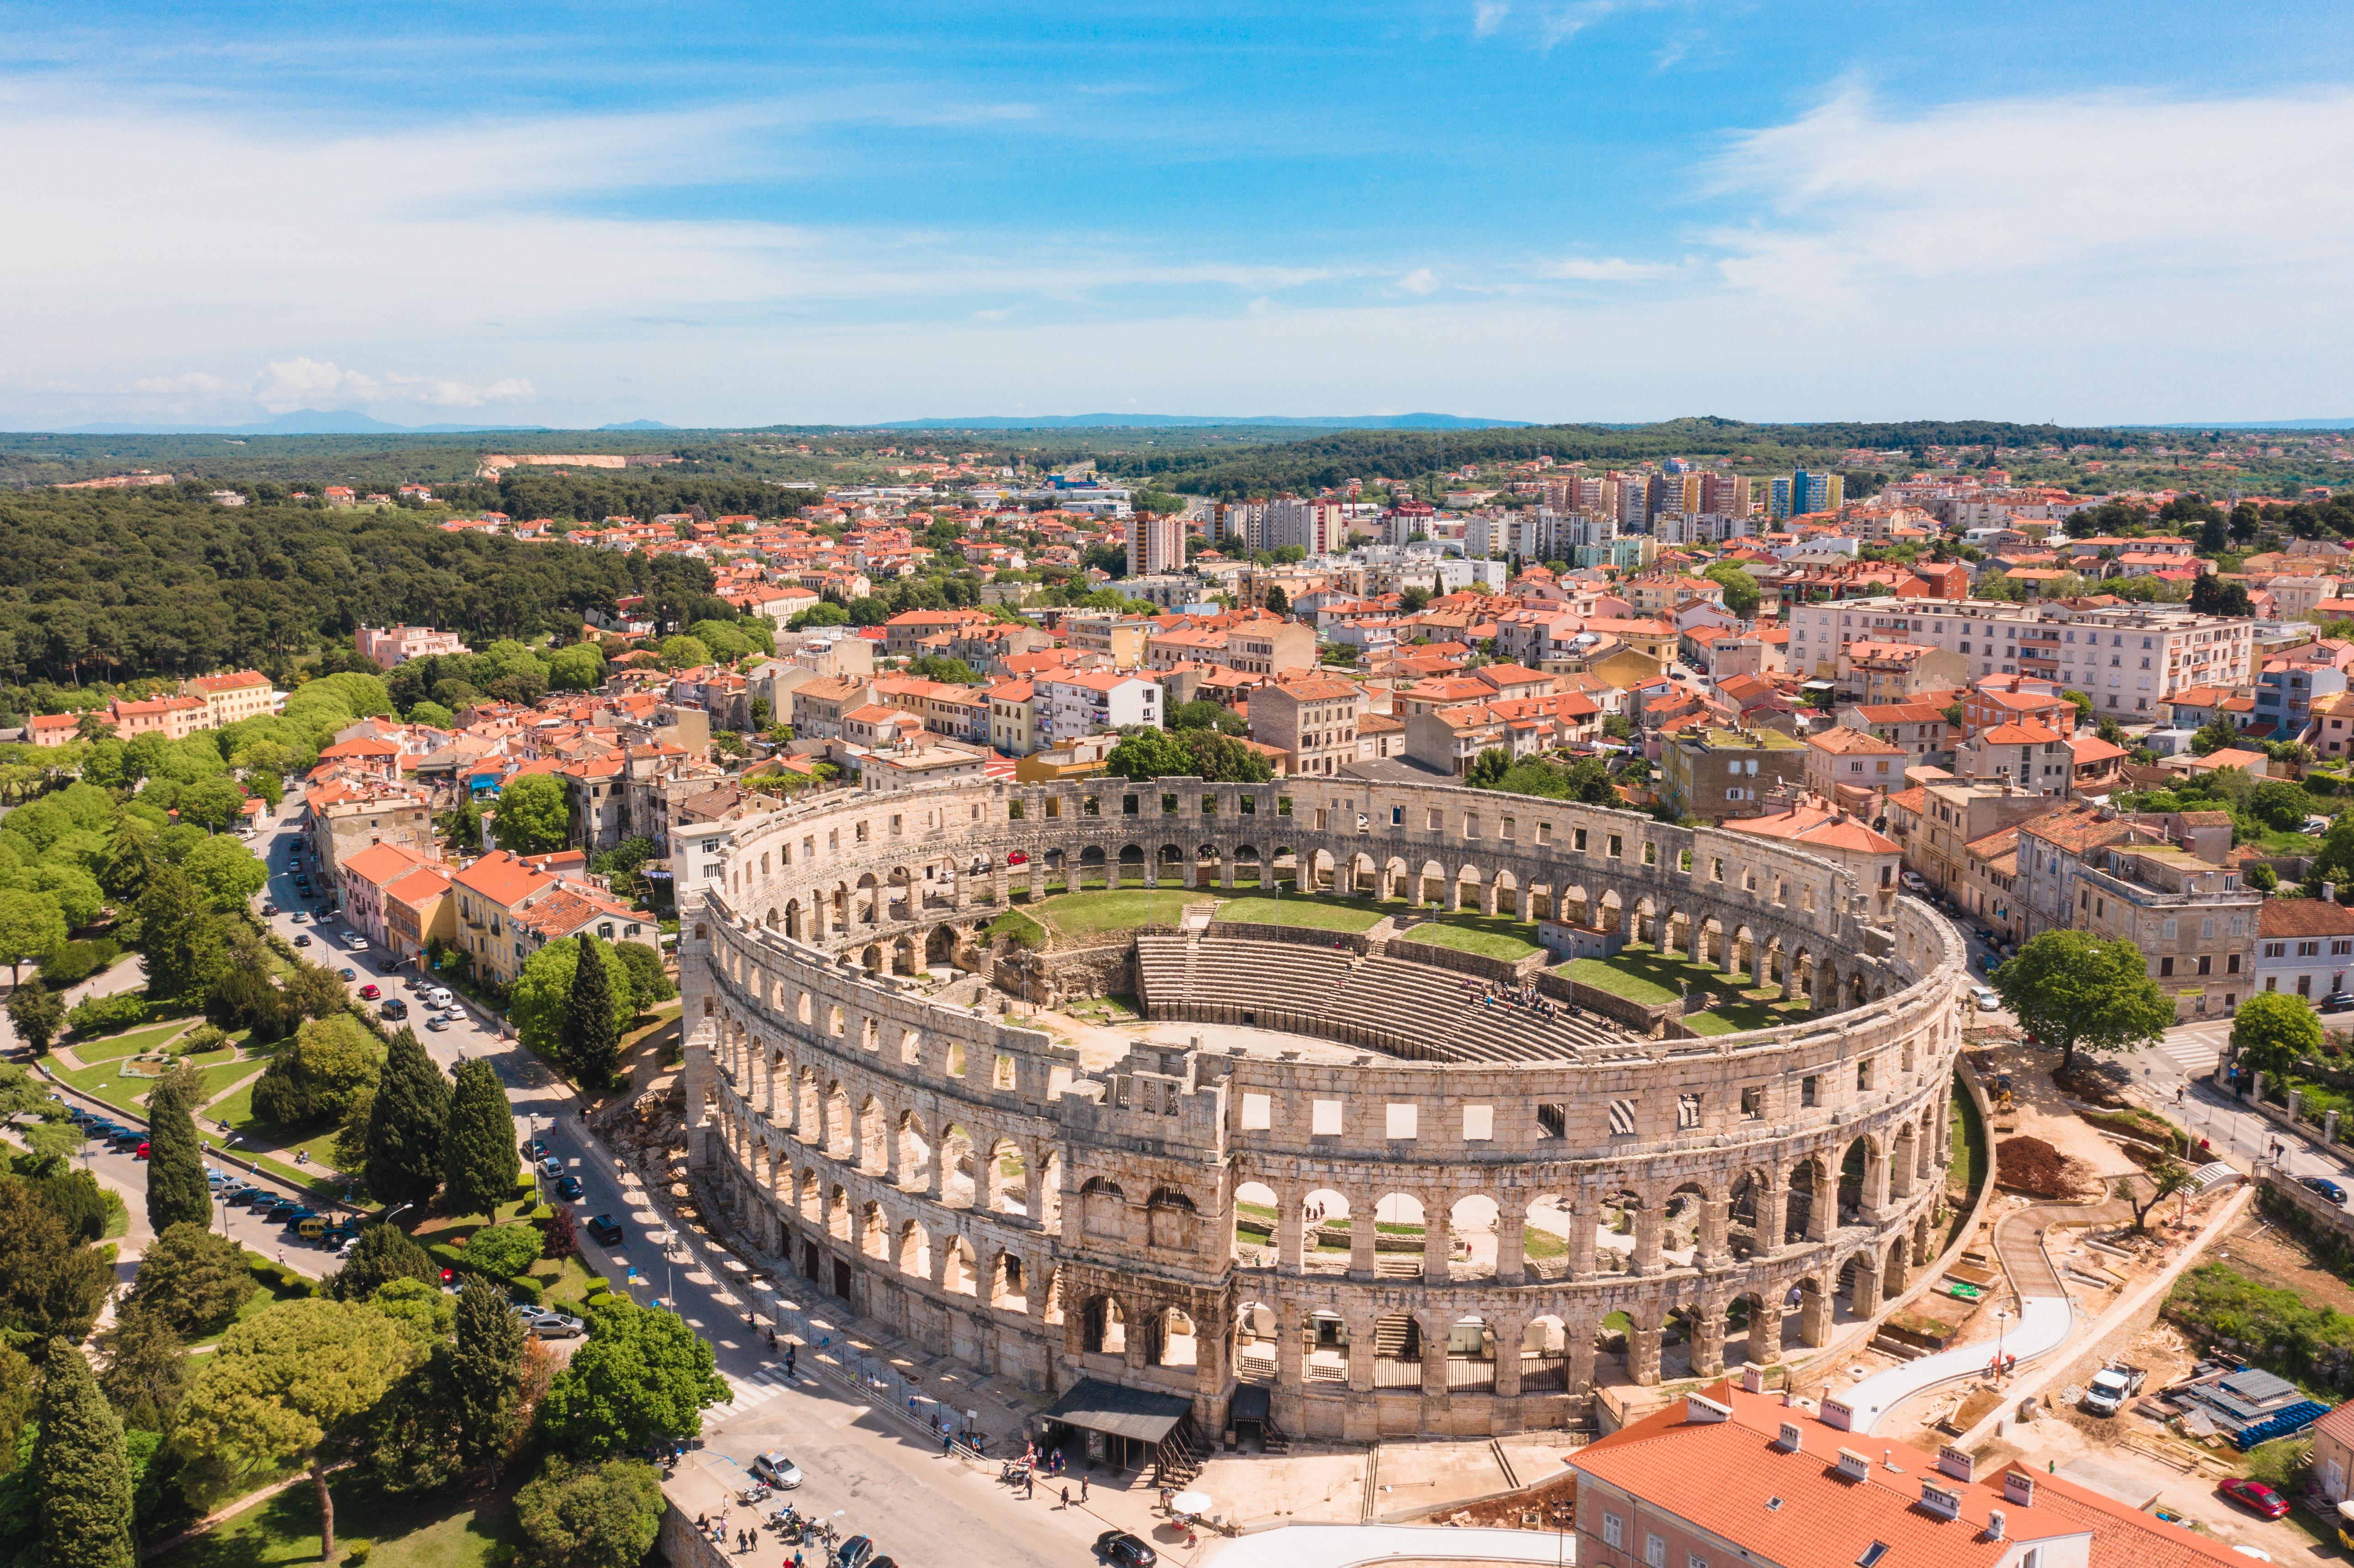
left=1152, top=1305, right=1199, bottom=1367
left=826, top=1183, right=851, bottom=1241
left=783, top=898, right=804, bottom=940
left=1080, top=1176, right=1127, bottom=1241
left=855, top=1094, right=885, bottom=1170
left=925, top=923, right=958, bottom=968
left=1082, top=1294, right=1127, bottom=1355
left=989, top=1248, right=1027, bottom=1310
left=859, top=1200, right=889, bottom=1259
left=797, top=1166, right=821, bottom=1221
left=1147, top=1185, right=1201, bottom=1251
left=891, top=933, right=917, bottom=974
left=897, top=1216, right=931, bottom=1277
left=823, top=1080, right=851, bottom=1158
left=941, top=1234, right=979, bottom=1296
left=1117, top=843, right=1146, bottom=885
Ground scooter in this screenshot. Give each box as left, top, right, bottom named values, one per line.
left=739, top=1482, right=772, bottom=1506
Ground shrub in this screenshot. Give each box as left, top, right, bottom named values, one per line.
left=175, top=1023, right=230, bottom=1057
left=462, top=1222, right=545, bottom=1278
left=39, top=938, right=120, bottom=988
left=507, top=1276, right=546, bottom=1307
left=584, top=1290, right=616, bottom=1310
left=67, top=991, right=147, bottom=1037
left=340, top=1541, right=372, bottom=1566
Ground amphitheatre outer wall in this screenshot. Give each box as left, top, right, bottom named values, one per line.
left=681, top=773, right=1969, bottom=1444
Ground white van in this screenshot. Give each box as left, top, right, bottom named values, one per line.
left=427, top=988, right=454, bottom=1010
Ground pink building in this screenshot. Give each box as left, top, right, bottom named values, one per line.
left=355, top=625, right=471, bottom=668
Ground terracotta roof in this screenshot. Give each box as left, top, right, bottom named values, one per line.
left=339, top=840, right=432, bottom=889
left=451, top=851, right=552, bottom=910
left=1807, top=727, right=1906, bottom=755
left=2259, top=900, right=2354, bottom=938
left=382, top=864, right=452, bottom=908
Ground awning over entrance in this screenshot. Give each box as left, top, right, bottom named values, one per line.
left=1041, top=1379, right=1194, bottom=1445
left=1229, top=1385, right=1270, bottom=1425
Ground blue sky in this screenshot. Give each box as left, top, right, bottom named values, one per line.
left=6, top=1, right=2354, bottom=429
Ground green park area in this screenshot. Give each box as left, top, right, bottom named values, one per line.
left=1560, top=942, right=1815, bottom=1035
left=155, top=1473, right=521, bottom=1568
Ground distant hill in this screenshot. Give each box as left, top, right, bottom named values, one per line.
left=61, top=409, right=555, bottom=436
left=869, top=412, right=1531, bottom=431
left=2147, top=419, right=2354, bottom=431
left=599, top=418, right=676, bottom=431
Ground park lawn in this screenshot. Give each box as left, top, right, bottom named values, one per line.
left=1216, top=895, right=1384, bottom=932
left=50, top=1057, right=163, bottom=1118
left=153, top=1470, right=521, bottom=1568
left=1394, top=911, right=1542, bottom=961
left=1029, top=888, right=1200, bottom=939
left=1680, top=1011, right=1740, bottom=1036
left=1688, top=995, right=1813, bottom=1035
left=69, top=1019, right=200, bottom=1063
left=1561, top=957, right=1678, bottom=1006
left=987, top=908, right=1047, bottom=947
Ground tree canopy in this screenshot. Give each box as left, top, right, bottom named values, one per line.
left=490, top=773, right=570, bottom=856
left=1990, top=930, right=2176, bottom=1070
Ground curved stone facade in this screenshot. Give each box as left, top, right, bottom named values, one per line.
left=682, top=775, right=1968, bottom=1441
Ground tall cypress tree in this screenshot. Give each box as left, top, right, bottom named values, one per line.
left=561, top=934, right=622, bottom=1090
left=32, top=1336, right=137, bottom=1568
left=144, top=1063, right=211, bottom=1237
left=442, top=1058, right=519, bottom=1221
left=365, top=1027, right=450, bottom=1209
left=98, top=816, right=155, bottom=903
left=452, top=1275, right=527, bottom=1473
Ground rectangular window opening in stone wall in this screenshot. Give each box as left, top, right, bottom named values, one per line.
left=1537, top=1103, right=1565, bottom=1140
left=1312, top=1099, right=1343, bottom=1136
left=1608, top=1099, right=1637, bottom=1136
left=1241, top=1092, right=1272, bottom=1130
left=1386, top=1102, right=1418, bottom=1140
left=1677, top=1093, right=1701, bottom=1130
left=1741, top=1087, right=1763, bottom=1119
left=1801, top=1074, right=1818, bottom=1107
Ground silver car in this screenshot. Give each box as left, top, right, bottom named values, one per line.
left=750, top=1450, right=803, bottom=1488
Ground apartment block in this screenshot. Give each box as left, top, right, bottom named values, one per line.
left=2075, top=843, right=2258, bottom=1018
left=1251, top=676, right=1362, bottom=778
left=1657, top=727, right=1808, bottom=821
left=2256, top=897, right=2354, bottom=1002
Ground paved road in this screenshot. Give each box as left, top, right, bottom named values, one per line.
left=247, top=814, right=1099, bottom=1568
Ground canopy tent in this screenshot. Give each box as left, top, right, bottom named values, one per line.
left=1039, top=1379, right=1195, bottom=1446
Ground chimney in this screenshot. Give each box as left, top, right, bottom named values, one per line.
left=2003, top=1472, right=2036, bottom=1507
left=1688, top=1393, right=1733, bottom=1424
left=1836, top=1448, right=1872, bottom=1481
left=1986, top=1510, right=2006, bottom=1542
left=1741, top=1362, right=1767, bottom=1395
left=1775, top=1421, right=1803, bottom=1452
left=1918, top=1482, right=1961, bottom=1520
left=1937, top=1445, right=1976, bottom=1483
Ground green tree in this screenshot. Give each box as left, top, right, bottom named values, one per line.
left=176, top=776, right=246, bottom=833
left=538, top=1299, right=728, bottom=1459
left=1464, top=747, right=1511, bottom=789
left=32, top=1334, right=136, bottom=1568
left=128, top=1222, right=251, bottom=1337
left=453, top=1275, right=528, bottom=1475
left=7, top=977, right=65, bottom=1055
left=492, top=773, right=571, bottom=856
left=1166, top=700, right=1245, bottom=735
left=1103, top=726, right=1193, bottom=781
left=1702, top=562, right=1760, bottom=618
left=250, top=1015, right=379, bottom=1127
left=2232, top=989, right=2323, bottom=1089
left=2249, top=779, right=2315, bottom=832
left=548, top=644, right=606, bottom=693
left=327, top=1222, right=438, bottom=1303
left=1990, top=930, right=2176, bottom=1071
left=1398, top=585, right=1431, bottom=613
left=0, top=1175, right=112, bottom=1343
left=2189, top=717, right=2242, bottom=757
left=144, top=1063, right=211, bottom=1237
left=510, top=936, right=635, bottom=1063
left=363, top=1342, right=462, bottom=1495
left=0, top=889, right=66, bottom=984
left=136, top=863, right=226, bottom=1001
left=1180, top=729, right=1274, bottom=784
left=2118, top=1158, right=2193, bottom=1234
left=1263, top=584, right=1288, bottom=614
left=96, top=817, right=156, bottom=902
left=513, top=1456, right=666, bottom=1568
left=443, top=1058, right=520, bottom=1220
left=364, top=1027, right=449, bottom=1210
left=39, top=1167, right=109, bottom=1242
left=95, top=1300, right=187, bottom=1431
left=562, top=932, right=624, bottom=1088
left=461, top=1222, right=543, bottom=1278
left=2247, top=861, right=2280, bottom=892
left=656, top=634, right=713, bottom=672
left=172, top=1298, right=423, bottom=1565
left=611, top=940, right=674, bottom=1005
left=0, top=1341, right=35, bottom=1477
left=283, top=960, right=352, bottom=1022
left=179, top=834, right=269, bottom=909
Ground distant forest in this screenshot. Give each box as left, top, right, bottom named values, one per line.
left=0, top=485, right=732, bottom=689
left=1093, top=417, right=2144, bottom=497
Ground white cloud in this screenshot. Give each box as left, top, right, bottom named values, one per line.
left=1471, top=1, right=1512, bottom=39
left=249, top=359, right=535, bottom=412
left=1536, top=256, right=1675, bottom=283
left=1399, top=268, right=1440, bottom=295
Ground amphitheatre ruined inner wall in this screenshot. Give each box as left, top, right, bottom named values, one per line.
left=681, top=773, right=1969, bottom=1443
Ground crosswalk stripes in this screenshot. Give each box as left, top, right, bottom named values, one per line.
left=717, top=1366, right=800, bottom=1411
left=2148, top=1035, right=2223, bottom=1074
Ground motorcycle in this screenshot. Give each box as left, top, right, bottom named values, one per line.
left=1000, top=1459, right=1032, bottom=1485
left=739, top=1482, right=772, bottom=1506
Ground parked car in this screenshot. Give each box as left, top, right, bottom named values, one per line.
left=427, top=988, right=454, bottom=1010
left=292, top=934, right=311, bottom=947
left=519, top=1308, right=587, bottom=1340
left=555, top=1174, right=585, bottom=1201
left=133, top=1141, right=150, bottom=1160
left=750, top=1451, right=803, bottom=1489
left=347, top=933, right=369, bottom=950
left=537, top=1156, right=563, bottom=1178
left=290, top=911, right=308, bottom=924
left=261, top=902, right=279, bottom=916
left=337, top=967, right=357, bottom=981
left=586, top=1214, right=625, bottom=1246
left=1005, top=851, right=1027, bottom=865
left=426, top=1016, right=450, bottom=1032
left=443, top=1006, right=465, bottom=1021
left=835, top=1536, right=875, bottom=1568
left=108, top=1130, right=143, bottom=1151
left=522, top=1139, right=550, bottom=1160
left=379, top=999, right=409, bottom=1021
left=1972, top=988, right=2001, bottom=1011
left=358, top=984, right=381, bottom=1001
left=1096, top=1531, right=1157, bottom=1568
left=2081, top=1364, right=2147, bottom=1416
left=2322, top=992, right=2354, bottom=1016
left=2221, top=1477, right=2291, bottom=1520
left=2303, top=1175, right=2349, bottom=1204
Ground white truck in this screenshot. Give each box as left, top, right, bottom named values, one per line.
left=2081, top=1365, right=2148, bottom=1416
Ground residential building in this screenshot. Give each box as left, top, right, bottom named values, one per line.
left=1803, top=726, right=1907, bottom=808
left=987, top=679, right=1039, bottom=757
left=1835, top=702, right=1955, bottom=769
left=335, top=840, right=440, bottom=950
left=1063, top=613, right=1153, bottom=670
left=1224, top=619, right=1319, bottom=677
left=448, top=851, right=557, bottom=991
left=1036, top=670, right=1162, bottom=744
left=355, top=625, right=469, bottom=667
left=790, top=676, right=879, bottom=741
left=1720, top=803, right=1902, bottom=921
left=2254, top=640, right=2354, bottom=738
left=1658, top=727, right=1809, bottom=821
left=183, top=669, right=279, bottom=726
left=1954, top=724, right=2074, bottom=794
left=1126, top=510, right=1185, bottom=577
left=108, top=693, right=211, bottom=740
left=2075, top=842, right=2258, bottom=1018
left=858, top=741, right=992, bottom=792
left=2255, top=897, right=2354, bottom=1002
left=1913, top=782, right=2068, bottom=905
left=1835, top=641, right=1969, bottom=704
left=1569, top=1381, right=2248, bottom=1568
left=381, top=863, right=456, bottom=971
left=1251, top=676, right=1363, bottom=778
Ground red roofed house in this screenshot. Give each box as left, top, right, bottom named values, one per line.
left=183, top=669, right=279, bottom=726
left=1571, top=1380, right=2247, bottom=1568
left=1723, top=803, right=1903, bottom=921
left=1804, top=726, right=1907, bottom=808
left=1956, top=723, right=2075, bottom=795
left=382, top=863, right=456, bottom=970
left=336, top=840, right=441, bottom=951
left=24, top=713, right=79, bottom=748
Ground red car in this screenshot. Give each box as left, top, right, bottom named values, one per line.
left=358, top=984, right=381, bottom=1000
left=134, top=1141, right=150, bottom=1160
left=1006, top=851, right=1028, bottom=865
left=2219, top=1477, right=2289, bottom=1520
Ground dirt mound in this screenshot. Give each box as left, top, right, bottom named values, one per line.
left=1996, top=1135, right=2088, bottom=1198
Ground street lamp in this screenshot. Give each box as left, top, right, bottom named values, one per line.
left=1991, top=1307, right=2011, bottom=1388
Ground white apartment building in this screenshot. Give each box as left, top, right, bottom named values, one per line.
left=1262, top=498, right=1346, bottom=556
left=1036, top=670, right=1161, bottom=744
left=1786, top=598, right=2255, bottom=717
left=1126, top=511, right=1185, bottom=577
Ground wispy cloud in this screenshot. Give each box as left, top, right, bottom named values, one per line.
left=1399, top=268, right=1440, bottom=295
left=1535, top=256, right=1678, bottom=282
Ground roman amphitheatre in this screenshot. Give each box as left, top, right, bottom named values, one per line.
left=682, top=771, right=1968, bottom=1456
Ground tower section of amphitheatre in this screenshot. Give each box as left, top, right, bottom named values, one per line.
left=683, top=773, right=1969, bottom=1443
